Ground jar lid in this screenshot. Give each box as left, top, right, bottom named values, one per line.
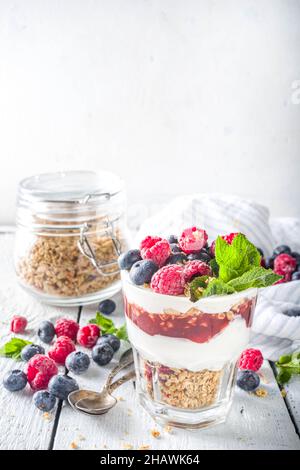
left=19, top=170, right=124, bottom=204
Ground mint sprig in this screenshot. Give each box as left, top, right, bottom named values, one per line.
left=227, top=267, right=281, bottom=291
left=89, top=312, right=129, bottom=342
left=0, top=337, right=32, bottom=360
left=276, top=351, right=300, bottom=385
left=215, top=233, right=261, bottom=283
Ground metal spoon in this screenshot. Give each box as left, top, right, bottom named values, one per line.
left=68, top=348, right=135, bottom=415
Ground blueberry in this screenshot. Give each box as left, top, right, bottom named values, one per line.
left=283, top=307, right=300, bottom=317
left=170, top=244, right=182, bottom=253
left=265, top=256, right=275, bottom=269
left=97, top=334, right=120, bottom=352
left=167, top=235, right=178, bottom=244
left=3, top=370, right=27, bottom=392
left=92, top=343, right=114, bottom=366
left=21, top=344, right=45, bottom=362
left=129, top=260, right=158, bottom=285
left=118, top=249, right=142, bottom=271
left=65, top=351, right=90, bottom=375
left=33, top=391, right=56, bottom=411
left=291, top=252, right=300, bottom=266
left=237, top=370, right=260, bottom=392
left=48, top=375, right=79, bottom=400
left=187, top=251, right=211, bottom=263
left=273, top=245, right=291, bottom=256
left=38, top=320, right=55, bottom=344
left=98, top=299, right=116, bottom=315
left=291, top=271, right=300, bottom=281
left=165, top=253, right=187, bottom=265
left=257, top=247, right=264, bottom=257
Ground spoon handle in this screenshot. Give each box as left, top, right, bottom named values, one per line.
left=109, top=369, right=136, bottom=393
left=105, top=350, right=134, bottom=390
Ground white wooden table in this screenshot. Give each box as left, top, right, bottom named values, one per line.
left=0, top=232, right=299, bottom=450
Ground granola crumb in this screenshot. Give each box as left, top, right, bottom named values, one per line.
left=103, top=444, right=108, bottom=449
left=117, top=396, right=125, bottom=401
left=254, top=388, right=268, bottom=398
left=164, top=425, right=173, bottom=433
left=70, top=441, right=78, bottom=449
left=151, top=429, right=161, bottom=439
left=139, top=445, right=151, bottom=450
left=122, top=443, right=133, bottom=449
left=43, top=412, right=51, bottom=421
left=281, top=389, right=287, bottom=398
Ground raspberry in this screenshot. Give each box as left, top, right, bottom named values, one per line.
left=48, top=336, right=76, bottom=365
left=55, top=317, right=79, bottom=341
left=274, top=253, right=297, bottom=276
left=209, top=241, right=216, bottom=257
left=26, top=354, right=58, bottom=390
left=150, top=265, right=185, bottom=295
left=77, top=324, right=100, bottom=348
left=222, top=232, right=239, bottom=244
left=183, top=260, right=212, bottom=282
left=239, top=348, right=263, bottom=372
left=274, top=272, right=292, bottom=284
left=10, top=315, right=27, bottom=333
left=140, top=236, right=171, bottom=267
left=178, top=227, right=208, bottom=254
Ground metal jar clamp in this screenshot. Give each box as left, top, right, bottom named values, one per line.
left=77, top=192, right=122, bottom=276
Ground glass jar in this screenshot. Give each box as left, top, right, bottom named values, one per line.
left=122, top=273, right=257, bottom=429
left=15, top=171, right=130, bottom=306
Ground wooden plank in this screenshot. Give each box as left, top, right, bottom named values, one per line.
left=53, top=294, right=300, bottom=450
left=0, top=234, right=78, bottom=450
left=283, top=377, right=300, bottom=434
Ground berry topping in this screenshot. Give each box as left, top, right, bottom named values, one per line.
left=97, top=334, right=120, bottom=352
left=150, top=265, right=185, bottom=296
left=274, top=253, right=297, bottom=276
left=27, top=354, right=58, bottom=391
left=187, top=250, right=211, bottom=263
left=170, top=243, right=182, bottom=253
left=291, top=271, right=300, bottom=281
left=167, top=235, right=178, bottom=244
left=140, top=236, right=171, bottom=267
left=178, top=227, right=208, bottom=254
left=129, top=259, right=158, bottom=285
left=48, top=374, right=79, bottom=400
left=273, top=245, right=291, bottom=256
left=3, top=370, right=27, bottom=392
left=237, top=370, right=260, bottom=392
left=265, top=256, right=275, bottom=269
left=65, top=351, right=90, bottom=375
left=165, top=253, right=188, bottom=265
left=48, top=336, right=76, bottom=365
left=209, top=241, right=216, bottom=257
left=239, top=348, right=263, bottom=372
left=183, top=260, right=212, bottom=282
left=222, top=232, right=239, bottom=244
left=55, top=317, right=79, bottom=341
left=21, top=344, right=45, bottom=362
left=10, top=315, right=27, bottom=333
left=38, top=320, right=56, bottom=344
left=77, top=324, right=100, bottom=348
left=92, top=343, right=114, bottom=366
left=33, top=391, right=56, bottom=411
left=98, top=299, right=116, bottom=315
left=118, top=249, right=142, bottom=270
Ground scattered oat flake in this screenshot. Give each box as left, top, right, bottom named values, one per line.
left=254, top=388, right=268, bottom=398
left=43, top=412, right=51, bottom=421
left=281, top=389, right=287, bottom=398
left=139, top=444, right=151, bottom=450
left=122, top=443, right=133, bottom=449
left=118, top=396, right=125, bottom=401
left=151, top=429, right=161, bottom=439
left=164, top=425, right=173, bottom=433
left=70, top=441, right=78, bottom=449
left=78, top=434, right=86, bottom=441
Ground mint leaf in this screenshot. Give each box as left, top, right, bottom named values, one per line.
left=89, top=312, right=117, bottom=335
left=209, top=258, right=219, bottom=276
left=115, top=324, right=129, bottom=342
left=89, top=313, right=128, bottom=341
left=202, top=278, right=235, bottom=297
left=227, top=267, right=282, bottom=291
left=277, top=368, right=292, bottom=385
left=186, top=275, right=209, bottom=301
left=0, top=337, right=32, bottom=360
left=276, top=350, right=300, bottom=384
left=215, top=233, right=261, bottom=283
left=277, top=354, right=292, bottom=365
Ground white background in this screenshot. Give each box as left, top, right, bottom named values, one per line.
left=0, top=0, right=299, bottom=224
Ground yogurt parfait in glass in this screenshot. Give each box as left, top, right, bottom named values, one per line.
left=119, top=228, right=281, bottom=429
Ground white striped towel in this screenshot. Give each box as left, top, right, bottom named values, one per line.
left=135, top=193, right=300, bottom=361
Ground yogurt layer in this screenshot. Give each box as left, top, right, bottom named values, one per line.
left=127, top=316, right=250, bottom=371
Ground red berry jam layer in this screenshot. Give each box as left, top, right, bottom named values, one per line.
left=124, top=297, right=255, bottom=344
